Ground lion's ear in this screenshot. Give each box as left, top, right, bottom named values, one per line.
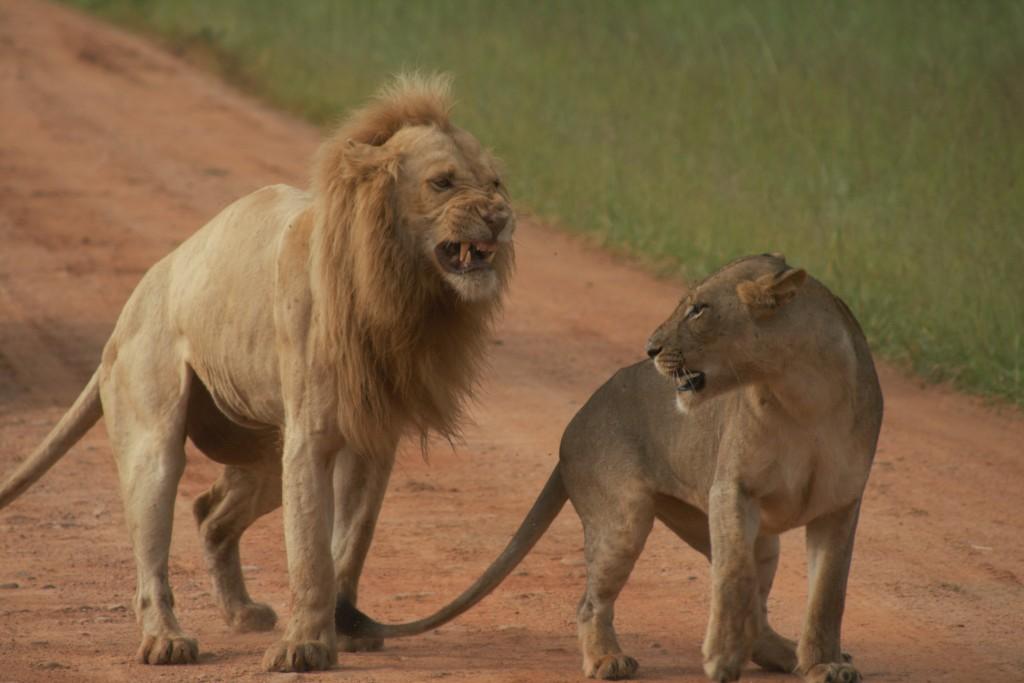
left=342, top=139, right=400, bottom=179
left=737, top=267, right=807, bottom=315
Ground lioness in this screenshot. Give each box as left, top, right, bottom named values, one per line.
left=0, top=75, right=515, bottom=672
left=337, top=254, right=881, bottom=683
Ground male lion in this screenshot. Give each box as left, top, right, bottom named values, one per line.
left=336, top=255, right=881, bottom=683
left=0, top=74, right=515, bottom=672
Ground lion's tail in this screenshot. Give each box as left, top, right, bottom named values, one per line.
left=335, top=465, right=568, bottom=640
left=0, top=370, right=102, bottom=510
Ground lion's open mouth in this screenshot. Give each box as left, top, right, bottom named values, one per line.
left=674, top=369, right=706, bottom=393
left=435, top=240, right=497, bottom=274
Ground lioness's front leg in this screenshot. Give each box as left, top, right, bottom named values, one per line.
left=797, top=501, right=862, bottom=683
left=332, top=441, right=397, bottom=652
left=703, top=482, right=761, bottom=682
left=261, top=426, right=338, bottom=673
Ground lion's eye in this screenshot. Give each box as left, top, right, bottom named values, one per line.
left=685, top=303, right=708, bottom=321
left=430, top=176, right=454, bottom=191
left=492, top=179, right=502, bottom=190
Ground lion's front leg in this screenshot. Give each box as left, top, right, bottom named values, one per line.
left=261, top=428, right=338, bottom=673
left=797, top=501, right=862, bottom=683
left=702, top=482, right=761, bottom=682
left=331, top=442, right=397, bottom=652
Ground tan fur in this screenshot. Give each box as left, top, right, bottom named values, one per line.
left=309, top=74, right=510, bottom=456
left=338, top=255, right=879, bottom=683
left=0, top=74, right=514, bottom=671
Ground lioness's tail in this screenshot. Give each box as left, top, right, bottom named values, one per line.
left=0, top=370, right=102, bottom=509
left=336, top=465, right=568, bottom=639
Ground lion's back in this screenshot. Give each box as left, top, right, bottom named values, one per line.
left=177, top=183, right=309, bottom=266
left=105, top=184, right=311, bottom=427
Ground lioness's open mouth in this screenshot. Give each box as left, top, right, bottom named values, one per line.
left=675, top=369, right=706, bottom=393
left=435, top=240, right=497, bottom=274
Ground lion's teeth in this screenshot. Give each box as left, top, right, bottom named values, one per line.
left=460, top=242, right=470, bottom=265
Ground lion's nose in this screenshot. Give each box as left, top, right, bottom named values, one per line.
left=645, top=341, right=662, bottom=359
left=482, top=208, right=509, bottom=237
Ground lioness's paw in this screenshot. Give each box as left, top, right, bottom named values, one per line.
left=229, top=601, right=277, bottom=633
left=136, top=634, right=199, bottom=665
left=703, top=654, right=743, bottom=682
left=338, top=634, right=384, bottom=652
left=586, top=654, right=639, bottom=680
left=752, top=628, right=798, bottom=672
left=262, top=639, right=336, bottom=672
left=804, top=662, right=861, bottom=683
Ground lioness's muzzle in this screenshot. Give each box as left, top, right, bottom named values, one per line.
left=675, top=369, right=706, bottom=393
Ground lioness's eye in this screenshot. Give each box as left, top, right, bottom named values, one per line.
left=685, top=303, right=708, bottom=321
left=492, top=179, right=502, bottom=190
left=430, top=176, right=454, bottom=191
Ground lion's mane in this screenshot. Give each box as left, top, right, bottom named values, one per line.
left=308, top=75, right=511, bottom=456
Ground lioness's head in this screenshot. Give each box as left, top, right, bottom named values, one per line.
left=646, top=254, right=807, bottom=411
left=313, top=74, right=514, bottom=305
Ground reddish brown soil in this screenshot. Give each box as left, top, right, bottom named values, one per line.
left=1, top=2, right=1022, bottom=681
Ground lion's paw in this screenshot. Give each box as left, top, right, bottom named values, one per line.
left=338, top=634, right=384, bottom=652
left=262, top=638, right=336, bottom=672
left=703, top=653, right=743, bottom=682
left=586, top=653, right=639, bottom=680
left=229, top=601, right=277, bottom=633
left=136, top=634, right=199, bottom=665
left=804, top=662, right=861, bottom=683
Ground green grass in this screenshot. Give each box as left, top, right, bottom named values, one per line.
left=68, top=0, right=1024, bottom=406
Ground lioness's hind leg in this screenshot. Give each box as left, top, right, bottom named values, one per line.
left=751, top=534, right=798, bottom=673
left=576, top=501, right=653, bottom=680
left=194, top=460, right=282, bottom=632
left=797, top=502, right=862, bottom=683
left=101, top=350, right=197, bottom=665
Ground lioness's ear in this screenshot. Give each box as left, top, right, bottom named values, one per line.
left=769, top=267, right=807, bottom=304
left=737, top=267, right=807, bottom=314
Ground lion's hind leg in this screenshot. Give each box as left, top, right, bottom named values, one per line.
left=194, top=459, right=282, bottom=632
left=186, top=377, right=284, bottom=632
left=100, top=343, right=198, bottom=665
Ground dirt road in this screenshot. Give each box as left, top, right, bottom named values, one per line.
left=1, top=2, right=1022, bottom=681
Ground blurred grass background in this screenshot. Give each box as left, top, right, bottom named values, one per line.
left=67, top=0, right=1024, bottom=405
